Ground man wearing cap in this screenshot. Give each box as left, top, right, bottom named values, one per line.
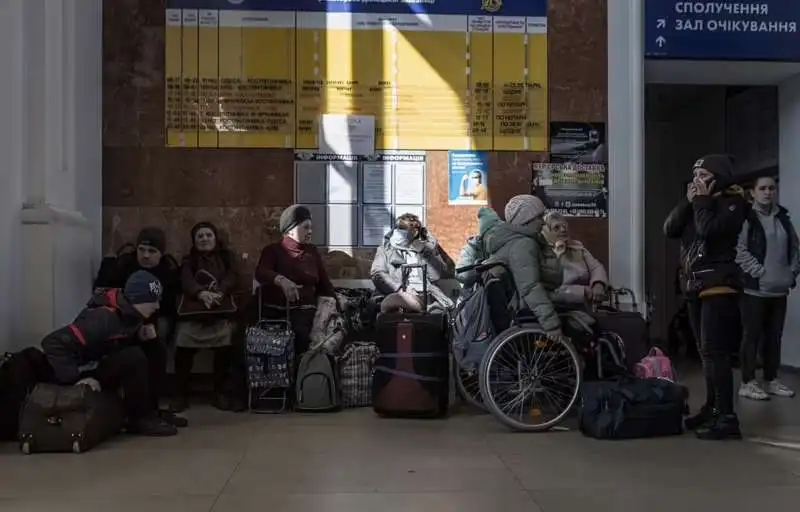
left=664, top=154, right=749, bottom=440
left=41, top=271, right=178, bottom=437
left=93, top=227, right=185, bottom=427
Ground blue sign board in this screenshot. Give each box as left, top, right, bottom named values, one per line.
left=166, top=0, right=547, bottom=17
left=448, top=151, right=489, bottom=206
left=645, top=1, right=800, bottom=61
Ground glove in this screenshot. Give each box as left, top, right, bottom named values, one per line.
left=75, top=377, right=101, bottom=392
left=275, top=275, right=301, bottom=302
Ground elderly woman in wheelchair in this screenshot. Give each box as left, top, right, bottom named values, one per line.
left=453, top=200, right=622, bottom=432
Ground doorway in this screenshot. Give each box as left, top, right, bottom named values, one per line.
left=643, top=84, right=779, bottom=343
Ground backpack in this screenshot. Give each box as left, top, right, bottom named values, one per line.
left=635, top=347, right=677, bottom=382
left=0, top=348, right=54, bottom=441
left=295, top=350, right=341, bottom=412
left=338, top=342, right=380, bottom=408
left=579, top=377, right=687, bottom=440
left=94, top=243, right=136, bottom=288
left=452, top=274, right=509, bottom=372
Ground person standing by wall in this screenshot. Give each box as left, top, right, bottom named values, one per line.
left=663, top=155, right=749, bottom=440
left=736, top=176, right=800, bottom=401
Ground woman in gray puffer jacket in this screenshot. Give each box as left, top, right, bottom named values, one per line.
left=370, top=213, right=453, bottom=311
left=736, top=176, right=800, bottom=401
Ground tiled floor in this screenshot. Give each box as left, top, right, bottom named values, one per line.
left=3, top=365, right=800, bottom=511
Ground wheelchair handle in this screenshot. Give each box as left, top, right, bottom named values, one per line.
left=455, top=260, right=510, bottom=275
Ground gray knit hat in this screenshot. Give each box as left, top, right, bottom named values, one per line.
left=504, top=195, right=547, bottom=227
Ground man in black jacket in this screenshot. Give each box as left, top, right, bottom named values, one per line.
left=94, top=227, right=185, bottom=427
left=41, top=271, right=178, bottom=437
left=663, top=154, right=749, bottom=440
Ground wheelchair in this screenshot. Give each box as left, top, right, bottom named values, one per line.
left=452, top=261, right=626, bottom=432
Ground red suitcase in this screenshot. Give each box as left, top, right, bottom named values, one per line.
left=372, top=264, right=449, bottom=418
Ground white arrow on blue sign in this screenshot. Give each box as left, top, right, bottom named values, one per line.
left=656, top=36, right=666, bottom=47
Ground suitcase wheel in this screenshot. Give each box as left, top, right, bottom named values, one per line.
left=72, top=440, right=82, bottom=454
left=20, top=442, right=31, bottom=455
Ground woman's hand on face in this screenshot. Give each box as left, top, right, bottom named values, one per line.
left=693, top=177, right=714, bottom=197
left=686, top=182, right=697, bottom=202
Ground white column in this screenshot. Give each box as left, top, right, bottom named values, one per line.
left=778, top=73, right=800, bottom=368
left=607, top=0, right=646, bottom=308
left=13, top=0, right=103, bottom=348
left=0, top=0, right=26, bottom=351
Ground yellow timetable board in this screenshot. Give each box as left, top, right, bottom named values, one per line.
left=164, top=1, right=549, bottom=151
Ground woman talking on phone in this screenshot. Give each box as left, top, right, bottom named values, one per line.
left=663, top=154, right=749, bottom=440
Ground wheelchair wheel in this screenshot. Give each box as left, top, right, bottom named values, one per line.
left=453, top=363, right=486, bottom=412
left=479, top=326, right=581, bottom=432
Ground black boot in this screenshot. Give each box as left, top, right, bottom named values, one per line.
left=159, top=409, right=189, bottom=428
left=212, top=392, right=231, bottom=411
left=695, top=412, right=742, bottom=441
left=684, top=405, right=713, bottom=430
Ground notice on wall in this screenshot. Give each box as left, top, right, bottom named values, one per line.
left=319, top=114, right=376, bottom=156
left=448, top=150, right=489, bottom=205
left=394, top=162, right=426, bottom=205
left=531, top=162, right=608, bottom=218
left=362, top=205, right=394, bottom=247
left=294, top=150, right=426, bottom=247
left=549, top=122, right=607, bottom=164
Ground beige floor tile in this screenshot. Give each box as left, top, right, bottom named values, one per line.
left=213, top=490, right=540, bottom=512
left=530, top=486, right=800, bottom=512
left=496, top=432, right=800, bottom=490
left=0, top=495, right=215, bottom=512
left=0, top=447, right=240, bottom=498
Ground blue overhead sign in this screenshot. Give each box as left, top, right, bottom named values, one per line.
left=645, top=1, right=800, bottom=62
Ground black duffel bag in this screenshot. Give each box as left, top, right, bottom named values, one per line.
left=579, top=377, right=688, bottom=440
left=18, top=383, right=125, bottom=454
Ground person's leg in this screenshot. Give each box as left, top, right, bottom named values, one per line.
left=171, top=347, right=197, bottom=412
left=696, top=294, right=743, bottom=440
left=762, top=296, right=793, bottom=397
left=211, top=346, right=233, bottom=410
left=95, top=347, right=177, bottom=437
left=290, top=309, right=315, bottom=355
left=684, top=297, right=715, bottom=430
left=738, top=295, right=769, bottom=400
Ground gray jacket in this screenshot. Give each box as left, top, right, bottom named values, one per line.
left=370, top=231, right=449, bottom=295
left=479, top=208, right=562, bottom=332
left=736, top=205, right=800, bottom=296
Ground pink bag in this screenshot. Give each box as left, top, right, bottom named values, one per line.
left=635, top=347, right=676, bottom=382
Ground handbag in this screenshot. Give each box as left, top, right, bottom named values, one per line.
left=177, top=269, right=237, bottom=317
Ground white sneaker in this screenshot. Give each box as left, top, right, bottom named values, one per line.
left=739, top=380, right=770, bottom=401
left=766, top=380, right=795, bottom=398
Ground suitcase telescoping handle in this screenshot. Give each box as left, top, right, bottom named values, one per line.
left=400, top=263, right=428, bottom=310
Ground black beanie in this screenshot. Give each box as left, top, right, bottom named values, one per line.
left=136, top=227, right=166, bottom=253
left=279, top=205, right=312, bottom=234
left=693, top=154, right=735, bottom=183
left=123, top=270, right=163, bottom=305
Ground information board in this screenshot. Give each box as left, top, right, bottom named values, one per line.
left=645, top=1, right=800, bottom=61
left=294, top=151, right=426, bottom=248
left=165, top=0, right=549, bottom=151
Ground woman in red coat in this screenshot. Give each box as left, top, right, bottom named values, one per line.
left=254, top=205, right=335, bottom=355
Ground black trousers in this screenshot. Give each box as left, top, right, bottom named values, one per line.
left=93, top=346, right=150, bottom=421
left=136, top=339, right=167, bottom=410
left=687, top=294, right=741, bottom=415
left=740, top=294, right=788, bottom=383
